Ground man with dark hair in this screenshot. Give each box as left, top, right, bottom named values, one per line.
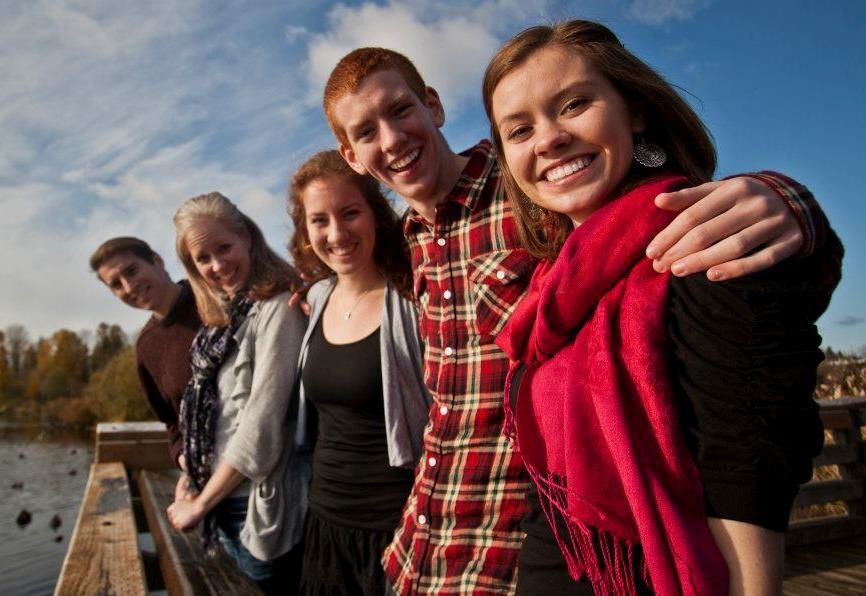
left=91, top=236, right=201, bottom=467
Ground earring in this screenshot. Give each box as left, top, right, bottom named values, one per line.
left=633, top=135, right=667, bottom=168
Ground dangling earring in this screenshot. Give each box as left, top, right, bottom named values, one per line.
left=633, top=135, right=667, bottom=168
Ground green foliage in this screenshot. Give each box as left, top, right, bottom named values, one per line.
left=85, top=346, right=155, bottom=422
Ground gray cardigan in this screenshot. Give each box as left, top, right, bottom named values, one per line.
left=216, top=291, right=310, bottom=561
left=295, top=278, right=431, bottom=469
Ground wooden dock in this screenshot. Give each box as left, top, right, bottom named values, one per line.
left=55, top=422, right=260, bottom=596
left=55, top=398, right=866, bottom=595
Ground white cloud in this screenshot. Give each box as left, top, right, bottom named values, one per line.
left=0, top=0, right=322, bottom=339
left=304, top=2, right=509, bottom=112
left=0, top=0, right=723, bottom=342
left=285, top=25, right=308, bottom=44
left=626, top=0, right=712, bottom=25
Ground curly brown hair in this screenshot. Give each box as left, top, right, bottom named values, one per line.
left=483, top=20, right=717, bottom=261
left=288, top=150, right=413, bottom=298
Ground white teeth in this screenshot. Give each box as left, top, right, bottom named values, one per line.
left=545, top=157, right=592, bottom=182
left=330, top=245, right=355, bottom=256
left=390, top=149, right=420, bottom=171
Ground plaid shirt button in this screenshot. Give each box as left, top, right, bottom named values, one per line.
left=385, top=140, right=537, bottom=595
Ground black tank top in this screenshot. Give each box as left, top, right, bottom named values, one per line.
left=302, top=319, right=413, bottom=530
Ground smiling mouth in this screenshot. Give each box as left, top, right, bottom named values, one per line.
left=329, top=244, right=358, bottom=258
left=389, top=148, right=421, bottom=172
left=544, top=156, right=593, bottom=182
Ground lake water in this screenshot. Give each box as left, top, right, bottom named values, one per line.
left=0, top=426, right=92, bottom=596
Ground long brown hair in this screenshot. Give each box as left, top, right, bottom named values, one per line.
left=482, top=20, right=717, bottom=260
left=288, top=150, right=413, bottom=298
left=174, top=192, right=300, bottom=326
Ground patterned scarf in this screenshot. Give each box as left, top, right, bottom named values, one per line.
left=496, top=176, right=728, bottom=595
left=181, top=293, right=254, bottom=551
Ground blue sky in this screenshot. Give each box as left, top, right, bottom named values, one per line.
left=1, top=0, right=863, bottom=352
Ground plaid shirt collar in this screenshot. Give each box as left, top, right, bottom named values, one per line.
left=403, top=139, right=497, bottom=231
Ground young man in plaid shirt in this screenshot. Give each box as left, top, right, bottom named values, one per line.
left=322, top=48, right=828, bottom=595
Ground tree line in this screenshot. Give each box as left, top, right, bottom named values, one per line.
left=0, top=323, right=154, bottom=428
left=0, top=321, right=861, bottom=428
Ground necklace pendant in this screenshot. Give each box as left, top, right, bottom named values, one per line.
left=343, top=311, right=351, bottom=320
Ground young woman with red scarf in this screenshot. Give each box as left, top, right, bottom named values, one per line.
left=483, top=20, right=842, bottom=596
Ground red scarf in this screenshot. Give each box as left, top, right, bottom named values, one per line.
left=496, top=177, right=728, bottom=595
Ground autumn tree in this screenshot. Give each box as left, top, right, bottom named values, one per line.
left=25, top=329, right=89, bottom=402
left=4, top=325, right=28, bottom=378
left=86, top=346, right=153, bottom=421
left=0, top=330, right=8, bottom=400
left=90, top=323, right=127, bottom=373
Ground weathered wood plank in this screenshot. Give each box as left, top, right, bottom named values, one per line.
left=815, top=396, right=866, bottom=411
left=787, top=515, right=866, bottom=547
left=55, top=463, right=146, bottom=596
left=95, top=422, right=173, bottom=470
left=794, top=479, right=863, bottom=508
left=820, top=409, right=856, bottom=430
left=784, top=535, right=866, bottom=594
left=813, top=443, right=860, bottom=467
left=137, top=469, right=262, bottom=596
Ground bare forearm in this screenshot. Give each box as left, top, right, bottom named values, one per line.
left=167, top=462, right=247, bottom=531
left=193, top=462, right=246, bottom=515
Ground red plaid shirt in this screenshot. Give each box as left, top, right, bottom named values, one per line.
left=383, top=141, right=828, bottom=595
left=383, top=141, right=536, bottom=594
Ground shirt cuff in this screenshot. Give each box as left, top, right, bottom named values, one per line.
left=735, top=171, right=827, bottom=257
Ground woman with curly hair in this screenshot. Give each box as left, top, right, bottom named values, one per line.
left=288, top=151, right=430, bottom=595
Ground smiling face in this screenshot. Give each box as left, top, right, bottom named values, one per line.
left=491, top=44, right=642, bottom=226
left=332, top=68, right=457, bottom=214
left=302, top=175, right=378, bottom=279
left=97, top=252, right=176, bottom=314
left=184, top=218, right=251, bottom=298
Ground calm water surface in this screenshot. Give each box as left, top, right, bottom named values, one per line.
left=0, top=426, right=91, bottom=596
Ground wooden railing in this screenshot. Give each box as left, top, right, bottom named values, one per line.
left=55, top=423, right=260, bottom=596
left=55, top=397, right=866, bottom=593
left=788, top=396, right=866, bottom=546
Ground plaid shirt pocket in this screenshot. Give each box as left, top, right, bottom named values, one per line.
left=468, top=248, right=536, bottom=339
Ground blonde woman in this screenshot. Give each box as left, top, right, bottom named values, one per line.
left=168, top=192, right=310, bottom=593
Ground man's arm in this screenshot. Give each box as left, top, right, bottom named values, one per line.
left=647, top=172, right=828, bottom=281
left=136, top=360, right=184, bottom=467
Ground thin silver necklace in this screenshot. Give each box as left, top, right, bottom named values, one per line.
left=341, top=287, right=372, bottom=320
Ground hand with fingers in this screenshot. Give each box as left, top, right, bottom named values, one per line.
left=288, top=290, right=311, bottom=316
left=646, top=177, right=803, bottom=281
left=167, top=498, right=205, bottom=532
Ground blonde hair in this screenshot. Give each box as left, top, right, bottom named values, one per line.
left=174, top=192, right=299, bottom=326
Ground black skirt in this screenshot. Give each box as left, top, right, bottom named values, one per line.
left=299, top=509, right=395, bottom=596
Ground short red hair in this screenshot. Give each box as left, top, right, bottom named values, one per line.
left=323, top=47, right=428, bottom=146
